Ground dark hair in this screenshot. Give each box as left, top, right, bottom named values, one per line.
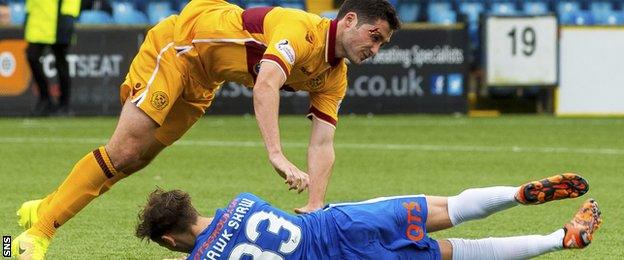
left=336, top=0, right=401, bottom=30
left=136, top=188, right=199, bottom=242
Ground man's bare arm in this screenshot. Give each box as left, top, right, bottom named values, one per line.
left=253, top=61, right=309, bottom=192
left=295, top=117, right=335, bottom=213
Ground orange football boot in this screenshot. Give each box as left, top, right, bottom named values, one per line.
left=563, top=198, right=602, bottom=249
left=516, top=173, right=588, bottom=205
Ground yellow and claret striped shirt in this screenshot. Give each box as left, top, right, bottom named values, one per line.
left=174, top=0, right=347, bottom=126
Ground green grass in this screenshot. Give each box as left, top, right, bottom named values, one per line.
left=1, top=115, right=623, bottom=259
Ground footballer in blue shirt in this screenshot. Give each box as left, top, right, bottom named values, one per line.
left=135, top=173, right=601, bottom=260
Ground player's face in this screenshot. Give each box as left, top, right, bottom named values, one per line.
left=343, top=19, right=392, bottom=64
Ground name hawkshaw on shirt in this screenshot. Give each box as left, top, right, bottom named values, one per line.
left=202, top=197, right=255, bottom=260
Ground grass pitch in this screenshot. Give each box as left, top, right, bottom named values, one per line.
left=1, top=115, right=622, bottom=259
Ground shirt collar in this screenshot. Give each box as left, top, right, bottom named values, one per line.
left=324, top=19, right=340, bottom=67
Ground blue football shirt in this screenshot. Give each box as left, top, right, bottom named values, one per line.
left=188, top=193, right=440, bottom=260
left=188, top=192, right=337, bottom=260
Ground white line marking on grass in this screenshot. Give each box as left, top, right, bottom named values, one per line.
left=4, top=117, right=624, bottom=130
left=0, top=137, right=110, bottom=144
left=1, top=137, right=623, bottom=156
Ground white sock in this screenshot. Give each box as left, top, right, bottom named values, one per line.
left=448, top=229, right=565, bottom=260
left=447, top=186, right=518, bottom=226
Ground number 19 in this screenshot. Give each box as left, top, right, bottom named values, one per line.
left=507, top=26, right=536, bottom=56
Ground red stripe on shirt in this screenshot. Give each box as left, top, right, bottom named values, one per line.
left=193, top=199, right=240, bottom=260
left=327, top=19, right=340, bottom=67
left=262, top=54, right=290, bottom=78
left=242, top=7, right=274, bottom=33
left=307, top=106, right=337, bottom=126
left=245, top=41, right=267, bottom=81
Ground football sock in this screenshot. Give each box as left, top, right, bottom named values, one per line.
left=29, top=147, right=127, bottom=239
left=447, top=186, right=518, bottom=226
left=448, top=229, right=564, bottom=259
left=37, top=192, right=56, bottom=217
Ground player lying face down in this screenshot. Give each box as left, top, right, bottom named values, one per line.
left=136, top=173, right=601, bottom=260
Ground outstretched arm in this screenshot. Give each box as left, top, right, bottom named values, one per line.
left=295, top=117, right=335, bottom=213
left=253, top=61, right=309, bottom=192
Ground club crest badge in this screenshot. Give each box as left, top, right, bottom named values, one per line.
left=150, top=91, right=169, bottom=110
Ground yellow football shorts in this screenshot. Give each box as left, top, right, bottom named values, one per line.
left=119, top=15, right=218, bottom=146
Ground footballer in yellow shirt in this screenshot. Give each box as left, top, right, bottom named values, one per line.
left=11, top=1, right=400, bottom=258
left=173, top=1, right=347, bottom=126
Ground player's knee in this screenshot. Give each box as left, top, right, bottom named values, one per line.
left=107, top=144, right=145, bottom=171
left=123, top=155, right=157, bottom=174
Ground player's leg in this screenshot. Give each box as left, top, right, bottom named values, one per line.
left=23, top=69, right=213, bottom=241
left=12, top=16, right=186, bottom=259
left=37, top=99, right=163, bottom=231
left=437, top=240, right=452, bottom=260
left=439, top=199, right=601, bottom=260
left=12, top=100, right=165, bottom=259
left=106, top=99, right=165, bottom=173
left=12, top=99, right=163, bottom=259
left=423, top=196, right=453, bottom=232
left=14, top=125, right=165, bottom=232
left=442, top=232, right=563, bottom=260
left=425, top=186, right=522, bottom=232
left=26, top=13, right=184, bottom=235
left=426, top=173, right=589, bottom=232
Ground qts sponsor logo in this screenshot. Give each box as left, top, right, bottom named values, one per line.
left=0, top=39, right=125, bottom=97
left=403, top=201, right=425, bottom=241
left=0, top=40, right=31, bottom=97
left=43, top=54, right=123, bottom=78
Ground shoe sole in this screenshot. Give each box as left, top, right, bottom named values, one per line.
left=563, top=199, right=602, bottom=249
left=17, top=199, right=42, bottom=230
left=518, top=173, right=588, bottom=205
